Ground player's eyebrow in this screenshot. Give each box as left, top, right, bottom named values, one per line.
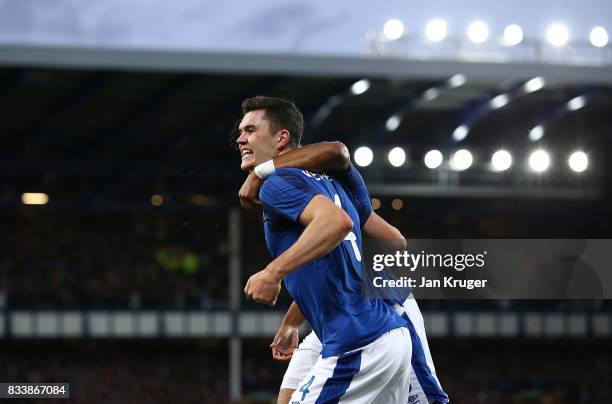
left=238, top=124, right=257, bottom=132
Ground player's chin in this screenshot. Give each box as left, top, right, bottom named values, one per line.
left=240, top=158, right=255, bottom=172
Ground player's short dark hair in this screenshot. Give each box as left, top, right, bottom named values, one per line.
left=241, top=96, right=304, bottom=147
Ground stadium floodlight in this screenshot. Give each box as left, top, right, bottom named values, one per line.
left=371, top=198, right=381, bottom=210
left=546, top=23, right=569, bottom=47
left=504, top=24, right=524, bottom=46
left=491, top=150, right=512, bottom=171
left=447, top=74, right=467, bottom=89
left=424, top=149, right=443, bottom=169
left=383, top=19, right=405, bottom=40
left=354, top=146, right=374, bottom=167
left=385, top=114, right=402, bottom=131
left=452, top=125, right=469, bottom=142
left=568, top=151, right=588, bottom=173
left=450, top=149, right=473, bottom=171
left=391, top=198, right=404, bottom=210
left=422, top=88, right=440, bottom=101
left=490, top=94, right=510, bottom=109
left=388, top=147, right=406, bottom=167
left=529, top=149, right=550, bottom=172
left=21, top=192, right=49, bottom=205
left=467, top=20, right=489, bottom=44
left=567, top=95, right=586, bottom=111
left=351, top=79, right=370, bottom=95
left=590, top=26, right=609, bottom=47
left=524, top=77, right=546, bottom=93
left=151, top=194, right=164, bottom=207
left=529, top=125, right=545, bottom=142
left=426, top=19, right=448, bottom=42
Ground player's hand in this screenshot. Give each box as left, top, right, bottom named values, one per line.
left=238, top=171, right=263, bottom=212
left=244, top=268, right=281, bottom=306
left=270, top=324, right=299, bottom=361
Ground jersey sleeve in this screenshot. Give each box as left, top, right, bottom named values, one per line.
left=259, top=170, right=320, bottom=223
left=334, top=163, right=372, bottom=226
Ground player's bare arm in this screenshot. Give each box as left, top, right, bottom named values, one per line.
left=273, top=141, right=350, bottom=173
left=244, top=194, right=353, bottom=305
left=270, top=302, right=304, bottom=361
left=239, top=142, right=350, bottom=211
left=363, top=211, right=407, bottom=250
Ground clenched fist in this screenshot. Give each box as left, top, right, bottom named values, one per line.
left=238, top=171, right=263, bottom=212
left=244, top=267, right=282, bottom=306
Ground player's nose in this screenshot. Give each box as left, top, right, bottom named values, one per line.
left=236, top=131, right=248, bottom=145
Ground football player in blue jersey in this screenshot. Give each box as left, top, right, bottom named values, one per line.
left=236, top=96, right=411, bottom=403
left=238, top=142, right=448, bottom=404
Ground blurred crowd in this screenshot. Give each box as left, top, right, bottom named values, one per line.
left=1, top=209, right=229, bottom=308
left=1, top=207, right=611, bottom=312
left=0, top=340, right=230, bottom=404
left=433, top=338, right=612, bottom=404
left=1, top=339, right=610, bottom=404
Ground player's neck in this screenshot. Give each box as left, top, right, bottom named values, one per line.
left=276, top=145, right=297, bottom=157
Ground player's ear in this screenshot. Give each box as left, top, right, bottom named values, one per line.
left=275, top=129, right=290, bottom=150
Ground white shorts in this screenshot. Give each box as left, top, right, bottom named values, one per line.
left=281, top=331, right=322, bottom=391
left=281, top=295, right=448, bottom=403
left=288, top=326, right=411, bottom=404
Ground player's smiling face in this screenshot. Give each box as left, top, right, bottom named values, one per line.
left=236, top=109, right=279, bottom=171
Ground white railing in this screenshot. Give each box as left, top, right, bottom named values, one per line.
left=2, top=309, right=610, bottom=338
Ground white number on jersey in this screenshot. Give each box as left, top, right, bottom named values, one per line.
left=334, top=194, right=361, bottom=261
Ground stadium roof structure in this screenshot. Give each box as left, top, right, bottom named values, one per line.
left=2, top=44, right=612, bottom=84
left=1, top=45, right=611, bottom=207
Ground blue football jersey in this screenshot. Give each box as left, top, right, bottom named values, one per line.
left=332, top=163, right=373, bottom=226
left=259, top=167, right=405, bottom=358
left=334, top=163, right=412, bottom=305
